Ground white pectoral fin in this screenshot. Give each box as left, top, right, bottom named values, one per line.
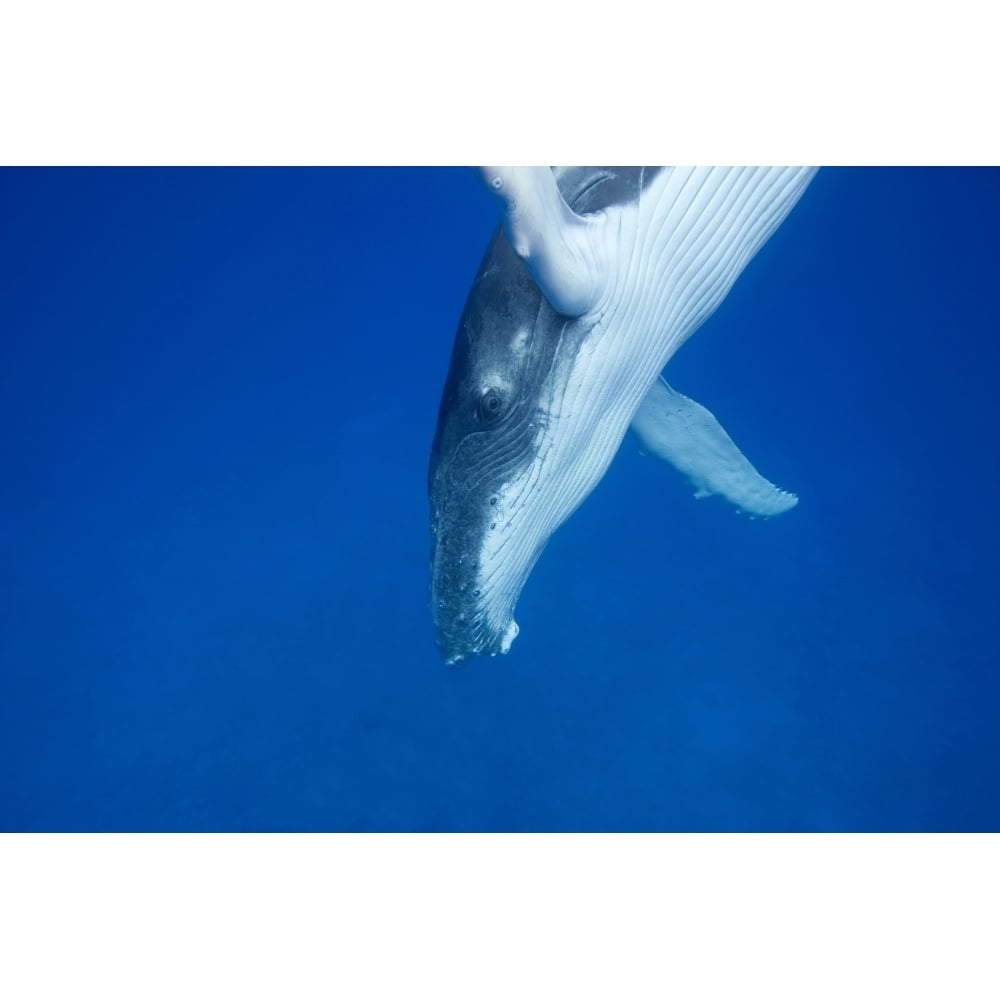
left=631, top=377, right=798, bottom=518
left=479, top=167, right=608, bottom=317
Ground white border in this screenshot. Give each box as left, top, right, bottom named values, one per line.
left=0, top=835, right=996, bottom=998
left=1, top=2, right=997, bottom=164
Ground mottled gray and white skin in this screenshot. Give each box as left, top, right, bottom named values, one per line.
left=429, top=167, right=816, bottom=666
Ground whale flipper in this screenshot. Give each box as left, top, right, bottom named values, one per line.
left=478, top=167, right=610, bottom=317
left=631, top=376, right=798, bottom=518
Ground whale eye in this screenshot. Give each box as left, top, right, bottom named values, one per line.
left=477, top=387, right=506, bottom=423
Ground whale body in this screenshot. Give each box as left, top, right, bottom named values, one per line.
left=428, top=166, right=816, bottom=666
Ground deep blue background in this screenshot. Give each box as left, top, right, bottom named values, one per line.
left=1, top=167, right=997, bottom=831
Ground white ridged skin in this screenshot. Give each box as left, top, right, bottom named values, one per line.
left=472, top=167, right=816, bottom=651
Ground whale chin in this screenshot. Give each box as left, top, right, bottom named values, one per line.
left=436, top=617, right=520, bottom=669
left=429, top=510, right=527, bottom=666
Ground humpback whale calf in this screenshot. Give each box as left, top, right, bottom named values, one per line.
left=429, top=166, right=816, bottom=666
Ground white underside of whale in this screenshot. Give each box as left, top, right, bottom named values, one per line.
left=473, top=166, right=815, bottom=649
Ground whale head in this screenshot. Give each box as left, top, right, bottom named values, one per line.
left=428, top=170, right=650, bottom=666
left=428, top=166, right=816, bottom=666
left=428, top=232, right=565, bottom=666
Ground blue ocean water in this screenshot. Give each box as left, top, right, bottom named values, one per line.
left=0, top=167, right=997, bottom=832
